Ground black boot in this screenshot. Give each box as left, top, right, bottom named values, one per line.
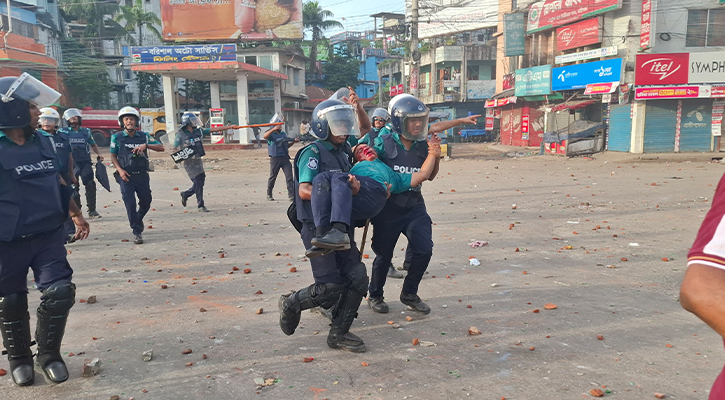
left=327, top=263, right=368, bottom=353
left=278, top=283, right=344, bottom=336
left=35, top=281, right=76, bottom=384
left=0, top=292, right=35, bottom=386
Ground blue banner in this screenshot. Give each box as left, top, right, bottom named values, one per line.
left=504, top=13, right=526, bottom=57
left=552, top=58, right=623, bottom=91
left=131, top=45, right=237, bottom=64
left=0, top=3, right=36, bottom=25
left=515, top=65, right=552, bottom=96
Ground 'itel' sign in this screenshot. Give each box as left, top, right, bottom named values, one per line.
left=556, top=18, right=601, bottom=51
left=635, top=53, right=689, bottom=85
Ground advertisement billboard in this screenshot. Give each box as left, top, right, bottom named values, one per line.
left=552, top=58, right=623, bottom=91
left=410, top=0, right=498, bottom=39
left=160, top=0, right=303, bottom=41
left=555, top=46, right=618, bottom=64
left=527, top=0, right=621, bottom=33
left=131, top=45, right=237, bottom=64
left=635, top=52, right=725, bottom=86
left=556, top=18, right=601, bottom=51
left=515, top=65, right=552, bottom=96
left=640, top=0, right=652, bottom=50
left=504, top=13, right=526, bottom=56
left=634, top=86, right=711, bottom=100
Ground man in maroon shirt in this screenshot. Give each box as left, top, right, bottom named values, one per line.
left=681, top=172, right=725, bottom=399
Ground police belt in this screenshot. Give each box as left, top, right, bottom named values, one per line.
left=388, top=190, right=422, bottom=208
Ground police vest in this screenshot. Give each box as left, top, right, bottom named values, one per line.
left=64, top=127, right=92, bottom=163
left=267, top=131, right=290, bottom=158
left=380, top=134, right=428, bottom=208
left=367, top=127, right=382, bottom=144
left=177, top=128, right=206, bottom=158
left=294, top=141, right=352, bottom=222
left=0, top=131, right=69, bottom=241
left=51, top=131, right=73, bottom=182
left=114, top=131, right=150, bottom=173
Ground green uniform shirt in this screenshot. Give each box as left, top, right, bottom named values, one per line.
left=296, top=140, right=339, bottom=184
left=109, top=130, right=159, bottom=154
left=350, top=158, right=412, bottom=194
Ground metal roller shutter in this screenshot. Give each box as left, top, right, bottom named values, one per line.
left=607, top=104, right=632, bottom=152
left=679, top=99, right=713, bottom=152
left=643, top=100, right=677, bottom=153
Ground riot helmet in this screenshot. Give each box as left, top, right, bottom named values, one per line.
left=181, top=112, right=202, bottom=128
left=118, top=106, right=140, bottom=129
left=389, top=94, right=429, bottom=141
left=39, top=107, right=61, bottom=129
left=311, top=99, right=360, bottom=140
left=370, top=108, right=390, bottom=123
left=63, top=108, right=83, bottom=126
left=0, top=73, right=61, bottom=129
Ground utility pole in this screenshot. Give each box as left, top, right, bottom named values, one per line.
left=410, top=0, right=420, bottom=97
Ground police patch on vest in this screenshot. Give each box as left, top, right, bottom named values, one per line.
left=307, top=157, right=319, bottom=170
left=394, top=165, right=420, bottom=174
left=15, top=160, right=55, bottom=175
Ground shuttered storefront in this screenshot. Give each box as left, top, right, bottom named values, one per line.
left=607, top=104, right=632, bottom=152
left=643, top=100, right=677, bottom=153
left=679, top=99, right=713, bottom=152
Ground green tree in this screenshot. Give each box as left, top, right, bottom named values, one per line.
left=60, top=0, right=132, bottom=49
left=322, top=48, right=360, bottom=91
left=303, top=1, right=343, bottom=79
left=114, top=0, right=163, bottom=46
left=136, top=72, right=161, bottom=108
left=60, top=38, right=115, bottom=108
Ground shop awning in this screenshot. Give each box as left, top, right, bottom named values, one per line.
left=547, top=100, right=596, bottom=112
left=521, top=93, right=564, bottom=102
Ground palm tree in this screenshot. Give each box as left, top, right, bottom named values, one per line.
left=114, top=0, right=163, bottom=46
left=60, top=0, right=130, bottom=50
left=303, top=1, right=343, bottom=79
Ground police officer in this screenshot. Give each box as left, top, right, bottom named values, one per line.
left=264, top=115, right=298, bottom=202
left=173, top=112, right=230, bottom=212
left=365, top=94, right=441, bottom=315
left=358, top=108, right=389, bottom=145
left=278, top=99, right=369, bottom=353
left=39, top=108, right=78, bottom=243
left=60, top=108, right=104, bottom=219
left=0, top=74, right=90, bottom=387
left=110, top=106, right=165, bottom=244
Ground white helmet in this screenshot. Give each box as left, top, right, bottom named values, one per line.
left=118, top=106, right=140, bottom=128
left=63, top=107, right=82, bottom=124
left=39, top=107, right=61, bottom=127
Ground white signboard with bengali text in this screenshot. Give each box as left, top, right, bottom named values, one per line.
left=555, top=46, right=618, bottom=64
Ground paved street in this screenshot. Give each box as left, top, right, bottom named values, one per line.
left=2, top=143, right=723, bottom=400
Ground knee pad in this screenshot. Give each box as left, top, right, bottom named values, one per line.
left=0, top=292, right=29, bottom=320
left=346, top=263, right=369, bottom=296
left=309, top=282, right=345, bottom=309
left=39, top=282, right=76, bottom=315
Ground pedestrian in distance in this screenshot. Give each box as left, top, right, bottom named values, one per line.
left=252, top=126, right=262, bottom=148
left=264, top=114, right=298, bottom=202
left=278, top=98, right=369, bottom=353
left=39, top=107, right=78, bottom=244
left=0, top=73, right=90, bottom=387
left=110, top=106, right=165, bottom=244
left=173, top=112, right=230, bottom=213
left=681, top=171, right=725, bottom=399
left=305, top=140, right=441, bottom=259
left=59, top=108, right=104, bottom=219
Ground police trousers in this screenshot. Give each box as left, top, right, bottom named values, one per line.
left=268, top=156, right=294, bottom=198
left=369, top=201, right=433, bottom=299
left=0, top=226, right=73, bottom=296
left=115, top=172, right=152, bottom=235
left=182, top=172, right=205, bottom=208
left=300, top=221, right=361, bottom=285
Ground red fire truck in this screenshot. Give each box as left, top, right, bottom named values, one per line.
left=80, top=107, right=168, bottom=147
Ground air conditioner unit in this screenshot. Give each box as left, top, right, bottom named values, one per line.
left=293, top=101, right=300, bottom=109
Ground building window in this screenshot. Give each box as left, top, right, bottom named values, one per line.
left=293, top=69, right=300, bottom=86
left=258, top=55, right=273, bottom=70
left=687, top=9, right=725, bottom=47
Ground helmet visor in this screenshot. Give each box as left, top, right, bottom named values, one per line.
left=401, top=111, right=429, bottom=141
left=320, top=104, right=360, bottom=138
left=2, top=73, right=61, bottom=108
left=187, top=114, right=202, bottom=128
left=39, top=116, right=59, bottom=126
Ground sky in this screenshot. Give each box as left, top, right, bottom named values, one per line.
left=312, top=0, right=406, bottom=38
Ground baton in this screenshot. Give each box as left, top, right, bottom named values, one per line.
left=231, top=122, right=284, bottom=129
left=359, top=219, right=371, bottom=262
